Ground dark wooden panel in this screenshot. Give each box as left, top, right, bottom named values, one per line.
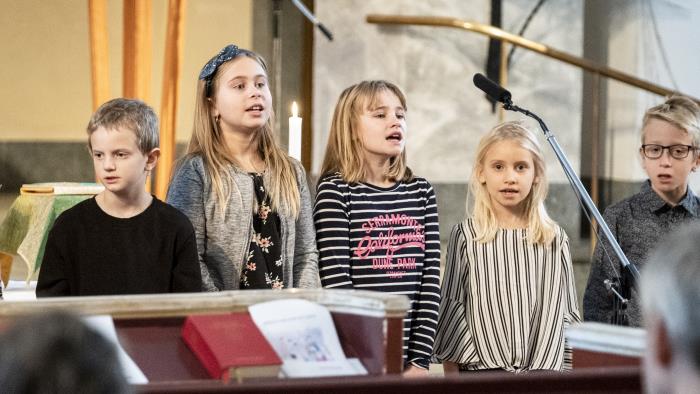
left=137, top=366, right=642, bottom=394
left=574, top=349, right=640, bottom=368
left=116, top=317, right=210, bottom=381
left=332, top=312, right=386, bottom=375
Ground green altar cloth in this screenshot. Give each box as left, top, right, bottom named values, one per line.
left=0, top=194, right=91, bottom=280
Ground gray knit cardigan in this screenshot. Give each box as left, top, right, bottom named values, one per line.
left=166, top=154, right=320, bottom=291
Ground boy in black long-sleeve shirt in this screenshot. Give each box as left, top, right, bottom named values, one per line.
left=37, top=98, right=201, bottom=296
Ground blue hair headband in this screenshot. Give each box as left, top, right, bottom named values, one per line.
left=199, top=44, right=240, bottom=97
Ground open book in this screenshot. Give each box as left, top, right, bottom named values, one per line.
left=248, top=299, right=368, bottom=378
left=20, top=182, right=104, bottom=195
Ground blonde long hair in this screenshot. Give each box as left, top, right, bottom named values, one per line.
left=185, top=49, right=300, bottom=217
left=469, top=121, right=556, bottom=244
left=320, top=80, right=413, bottom=183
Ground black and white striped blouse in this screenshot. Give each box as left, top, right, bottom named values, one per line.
left=313, top=173, right=441, bottom=369
left=433, top=218, right=581, bottom=372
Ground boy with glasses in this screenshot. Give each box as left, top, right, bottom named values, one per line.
left=584, top=95, right=700, bottom=327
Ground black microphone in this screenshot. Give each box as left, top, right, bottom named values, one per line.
left=473, top=73, right=512, bottom=104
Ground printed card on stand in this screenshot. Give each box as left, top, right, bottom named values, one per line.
left=248, top=298, right=368, bottom=378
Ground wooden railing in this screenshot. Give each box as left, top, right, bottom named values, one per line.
left=366, top=15, right=698, bottom=101
left=366, top=14, right=699, bottom=236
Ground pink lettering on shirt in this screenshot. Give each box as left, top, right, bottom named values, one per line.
left=354, top=213, right=425, bottom=279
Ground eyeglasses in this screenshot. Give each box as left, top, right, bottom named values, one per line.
left=641, top=144, right=697, bottom=159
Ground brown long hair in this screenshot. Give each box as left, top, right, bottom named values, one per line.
left=185, top=49, right=300, bottom=217
left=320, top=80, right=413, bottom=183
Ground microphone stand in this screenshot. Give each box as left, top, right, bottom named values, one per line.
left=501, top=99, right=640, bottom=323
left=291, top=0, right=333, bottom=41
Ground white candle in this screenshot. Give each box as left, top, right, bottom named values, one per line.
left=288, top=101, right=302, bottom=161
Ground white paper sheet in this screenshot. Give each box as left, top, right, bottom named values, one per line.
left=82, top=315, right=149, bottom=384
left=248, top=299, right=368, bottom=378
left=3, top=280, right=37, bottom=301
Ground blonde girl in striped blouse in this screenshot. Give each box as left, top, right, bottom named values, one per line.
left=433, top=122, right=581, bottom=373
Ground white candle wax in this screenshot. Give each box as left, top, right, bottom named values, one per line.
left=288, top=101, right=302, bottom=161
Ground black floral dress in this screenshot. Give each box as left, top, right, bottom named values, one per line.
left=240, top=173, right=284, bottom=289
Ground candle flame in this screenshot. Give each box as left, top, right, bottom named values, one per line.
left=292, top=101, right=299, bottom=117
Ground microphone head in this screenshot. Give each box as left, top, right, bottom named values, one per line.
left=473, top=73, right=512, bottom=104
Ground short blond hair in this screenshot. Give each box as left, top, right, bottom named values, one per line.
left=320, top=80, right=413, bottom=183
left=469, top=121, right=556, bottom=244
left=641, top=95, right=700, bottom=146
left=87, top=98, right=159, bottom=154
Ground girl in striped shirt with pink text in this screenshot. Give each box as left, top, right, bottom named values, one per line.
left=313, top=80, right=440, bottom=376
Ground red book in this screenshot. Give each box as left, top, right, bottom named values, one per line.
left=181, top=313, right=282, bottom=382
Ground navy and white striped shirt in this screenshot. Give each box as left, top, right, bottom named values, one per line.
left=432, top=218, right=581, bottom=372
left=313, top=173, right=441, bottom=369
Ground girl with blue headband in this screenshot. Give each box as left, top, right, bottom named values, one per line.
left=168, top=45, right=320, bottom=291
